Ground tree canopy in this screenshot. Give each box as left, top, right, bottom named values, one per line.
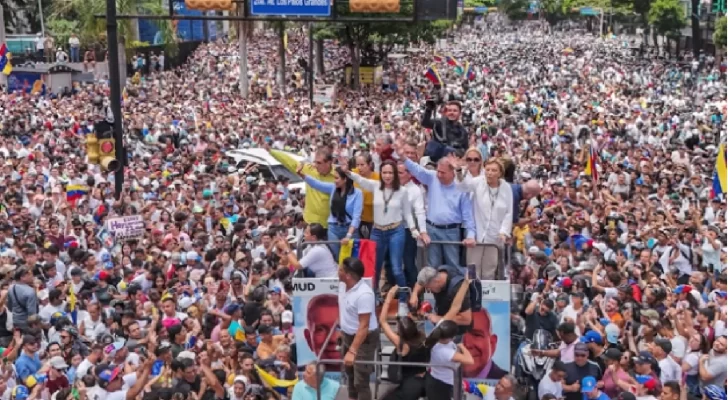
left=648, top=0, right=686, bottom=37
left=714, top=16, right=727, bottom=49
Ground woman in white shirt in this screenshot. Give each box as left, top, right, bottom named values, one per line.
left=344, top=159, right=416, bottom=301
left=425, top=320, right=474, bottom=400
left=452, top=156, right=514, bottom=279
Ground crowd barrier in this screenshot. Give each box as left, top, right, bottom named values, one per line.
left=296, top=240, right=508, bottom=280
left=313, top=321, right=464, bottom=400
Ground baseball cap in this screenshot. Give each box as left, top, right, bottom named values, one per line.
left=635, top=375, right=657, bottom=390
left=49, top=356, right=69, bottom=370
left=224, top=303, right=240, bottom=315
left=604, top=348, right=622, bottom=361
left=12, top=386, right=29, bottom=400
left=580, top=330, right=603, bottom=345
left=104, top=341, right=126, bottom=357
left=673, top=284, right=692, bottom=294
left=641, top=309, right=659, bottom=320
left=581, top=376, right=597, bottom=393
left=633, top=351, right=656, bottom=365
left=281, top=310, right=293, bottom=324
left=97, top=365, right=123, bottom=383
left=574, top=342, right=590, bottom=355
left=605, top=323, right=620, bottom=344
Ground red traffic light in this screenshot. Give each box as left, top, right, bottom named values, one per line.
left=100, top=141, right=114, bottom=153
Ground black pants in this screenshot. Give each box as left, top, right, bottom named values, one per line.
left=425, top=373, right=453, bottom=400
left=381, top=375, right=426, bottom=400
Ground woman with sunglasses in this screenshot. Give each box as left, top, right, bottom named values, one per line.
left=450, top=154, right=514, bottom=279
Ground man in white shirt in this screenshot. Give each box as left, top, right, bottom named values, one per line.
left=338, top=258, right=379, bottom=400
left=539, top=361, right=567, bottom=400
left=652, top=338, right=681, bottom=383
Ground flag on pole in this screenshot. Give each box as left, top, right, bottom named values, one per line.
left=711, top=143, right=727, bottom=198
left=584, top=144, right=599, bottom=181
left=433, top=53, right=443, bottom=62
left=424, top=65, right=443, bottom=86
left=0, top=57, right=11, bottom=76
left=339, top=239, right=376, bottom=278
left=68, top=285, right=78, bottom=325
left=465, top=61, right=476, bottom=81
left=445, top=54, right=460, bottom=67
left=255, top=365, right=298, bottom=396
left=0, top=44, right=7, bottom=58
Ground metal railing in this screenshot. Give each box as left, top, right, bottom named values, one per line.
left=296, top=239, right=508, bottom=280
left=313, top=321, right=464, bottom=400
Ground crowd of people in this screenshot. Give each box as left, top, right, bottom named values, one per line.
left=0, top=15, right=725, bottom=400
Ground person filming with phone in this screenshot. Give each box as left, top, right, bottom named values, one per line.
left=421, top=96, right=469, bottom=163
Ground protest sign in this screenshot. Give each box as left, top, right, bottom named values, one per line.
left=106, top=215, right=145, bottom=241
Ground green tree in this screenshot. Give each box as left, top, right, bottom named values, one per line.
left=648, top=0, right=685, bottom=54
left=465, top=0, right=496, bottom=7
left=46, top=18, right=79, bottom=50
left=714, top=16, right=727, bottom=50
left=498, top=0, right=529, bottom=19
left=51, top=0, right=176, bottom=78
left=314, top=13, right=450, bottom=88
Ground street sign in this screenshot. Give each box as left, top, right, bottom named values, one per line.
left=250, top=0, right=331, bottom=16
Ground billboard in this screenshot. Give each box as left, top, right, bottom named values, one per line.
left=250, top=0, right=331, bottom=17
left=424, top=280, right=511, bottom=385
left=293, top=278, right=372, bottom=377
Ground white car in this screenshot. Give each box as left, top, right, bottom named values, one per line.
left=225, top=148, right=306, bottom=193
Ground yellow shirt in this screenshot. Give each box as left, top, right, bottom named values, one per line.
left=512, top=225, right=529, bottom=252
left=352, top=169, right=379, bottom=224
left=270, top=150, right=335, bottom=228
left=256, top=335, right=286, bottom=360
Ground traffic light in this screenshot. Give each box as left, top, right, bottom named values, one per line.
left=349, top=0, right=401, bottom=13
left=185, top=0, right=234, bottom=11
left=98, top=138, right=121, bottom=172
left=87, top=134, right=99, bottom=165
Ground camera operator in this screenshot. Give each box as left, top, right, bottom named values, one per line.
left=422, top=98, right=469, bottom=162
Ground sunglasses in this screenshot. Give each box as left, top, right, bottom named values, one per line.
left=465, top=158, right=481, bottom=162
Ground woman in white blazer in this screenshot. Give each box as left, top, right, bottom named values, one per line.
left=451, top=153, right=513, bottom=279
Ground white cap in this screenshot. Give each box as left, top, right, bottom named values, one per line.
left=281, top=310, right=293, bottom=324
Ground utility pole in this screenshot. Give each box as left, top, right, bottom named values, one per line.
left=238, top=3, right=249, bottom=98
left=308, top=22, right=314, bottom=103
left=106, top=0, right=125, bottom=199
left=0, top=4, right=6, bottom=91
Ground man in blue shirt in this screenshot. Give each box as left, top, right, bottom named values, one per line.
left=15, top=335, right=47, bottom=388
left=402, top=157, right=476, bottom=269
left=581, top=376, right=609, bottom=400
left=291, top=362, right=340, bottom=400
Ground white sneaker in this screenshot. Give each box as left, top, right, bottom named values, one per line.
left=397, top=302, right=409, bottom=317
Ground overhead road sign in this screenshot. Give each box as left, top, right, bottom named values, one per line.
left=250, top=0, right=331, bottom=16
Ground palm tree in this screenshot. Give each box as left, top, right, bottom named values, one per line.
left=51, top=0, right=175, bottom=81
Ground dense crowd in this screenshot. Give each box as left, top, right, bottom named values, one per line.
left=0, top=16, right=725, bottom=400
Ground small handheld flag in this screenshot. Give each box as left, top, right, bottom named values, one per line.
left=445, top=54, right=460, bottom=67
left=711, top=143, right=726, bottom=198
left=433, top=53, right=443, bottom=63
left=255, top=365, right=298, bottom=396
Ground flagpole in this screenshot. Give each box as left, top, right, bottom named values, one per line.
left=0, top=4, right=6, bottom=91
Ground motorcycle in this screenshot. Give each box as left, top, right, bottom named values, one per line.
left=514, top=329, right=557, bottom=400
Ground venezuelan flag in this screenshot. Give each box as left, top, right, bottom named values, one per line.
left=68, top=285, right=78, bottom=325
left=339, top=239, right=376, bottom=278
left=0, top=44, right=6, bottom=58
left=66, top=184, right=89, bottom=203
left=0, top=55, right=11, bottom=76
left=712, top=143, right=727, bottom=198
left=465, top=61, right=476, bottom=81
left=445, top=54, right=460, bottom=67
left=584, top=144, right=599, bottom=181
left=228, top=320, right=246, bottom=342
left=255, top=365, right=298, bottom=396
left=424, top=65, right=443, bottom=86
left=433, top=53, right=443, bottom=63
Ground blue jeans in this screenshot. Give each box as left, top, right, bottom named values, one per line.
left=424, top=140, right=457, bottom=163
left=371, top=224, right=406, bottom=300
left=70, top=47, right=80, bottom=63
left=327, top=222, right=358, bottom=261
left=427, top=224, right=462, bottom=269
left=403, top=229, right=418, bottom=287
